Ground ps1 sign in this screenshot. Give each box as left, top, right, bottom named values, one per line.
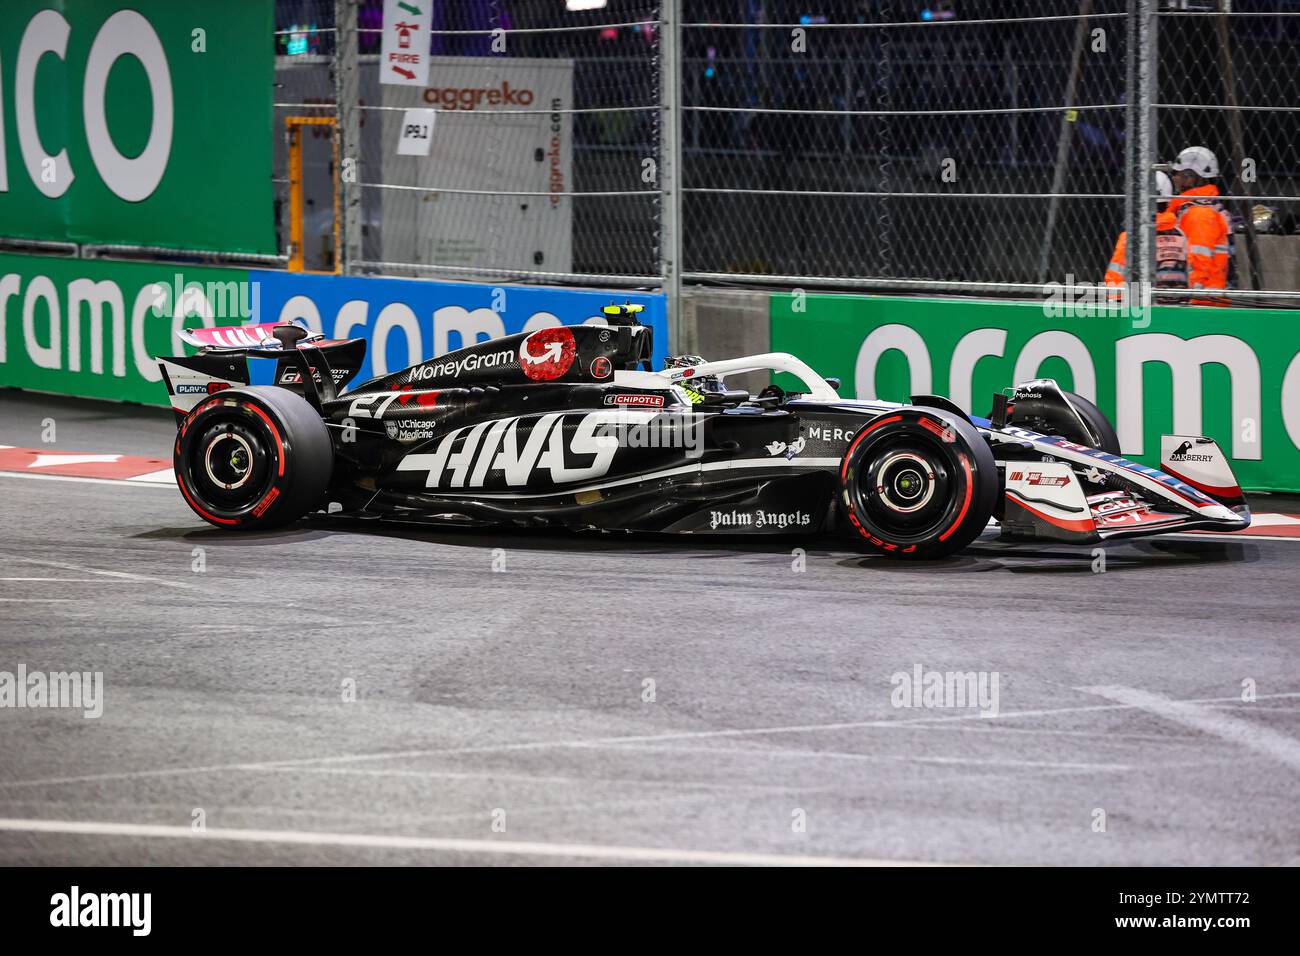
left=380, top=0, right=431, bottom=87
left=396, top=109, right=436, bottom=156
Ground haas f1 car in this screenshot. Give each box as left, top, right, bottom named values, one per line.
left=158, top=306, right=1250, bottom=559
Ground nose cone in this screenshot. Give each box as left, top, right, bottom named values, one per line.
left=1204, top=500, right=1250, bottom=528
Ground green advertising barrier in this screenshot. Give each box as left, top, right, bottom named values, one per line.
left=0, top=253, right=251, bottom=405
left=0, top=0, right=275, bottom=254
left=770, top=294, right=1300, bottom=492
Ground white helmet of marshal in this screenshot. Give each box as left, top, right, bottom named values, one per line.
left=1155, top=170, right=1173, bottom=201
left=1171, top=145, right=1220, bottom=179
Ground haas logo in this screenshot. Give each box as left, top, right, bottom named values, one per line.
left=396, top=411, right=647, bottom=489
left=519, top=327, right=577, bottom=382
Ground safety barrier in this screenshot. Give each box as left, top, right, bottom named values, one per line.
left=771, top=292, right=1300, bottom=492
left=0, top=252, right=666, bottom=407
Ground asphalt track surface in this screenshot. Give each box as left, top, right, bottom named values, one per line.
left=1, top=390, right=1298, bottom=866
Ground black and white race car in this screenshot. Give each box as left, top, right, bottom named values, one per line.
left=157, top=305, right=1250, bottom=558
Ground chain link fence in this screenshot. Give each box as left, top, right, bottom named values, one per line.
left=1155, top=1, right=1300, bottom=301
left=264, top=1, right=1300, bottom=303
left=681, top=1, right=1132, bottom=292
left=274, top=1, right=340, bottom=269
left=323, top=0, right=665, bottom=285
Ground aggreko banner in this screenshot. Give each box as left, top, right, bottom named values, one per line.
left=0, top=0, right=275, bottom=254
left=770, top=294, right=1300, bottom=492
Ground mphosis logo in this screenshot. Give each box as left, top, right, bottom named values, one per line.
left=0, top=9, right=173, bottom=201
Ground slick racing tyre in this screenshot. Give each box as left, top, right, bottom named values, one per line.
left=174, top=386, right=332, bottom=530
left=1062, top=389, right=1121, bottom=455
left=839, top=408, right=997, bottom=559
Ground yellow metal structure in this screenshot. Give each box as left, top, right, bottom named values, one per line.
left=285, top=116, right=340, bottom=274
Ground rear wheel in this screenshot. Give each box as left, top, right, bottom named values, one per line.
left=174, top=386, right=332, bottom=529
left=839, top=408, right=998, bottom=559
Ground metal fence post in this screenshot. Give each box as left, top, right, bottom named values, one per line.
left=335, top=0, right=361, bottom=275
left=1215, top=3, right=1263, bottom=290
left=1038, top=0, right=1094, bottom=285
left=1126, top=0, right=1156, bottom=297
left=660, top=0, right=683, bottom=353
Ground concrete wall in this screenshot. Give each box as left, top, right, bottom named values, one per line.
left=679, top=289, right=771, bottom=394
left=1238, top=235, right=1300, bottom=292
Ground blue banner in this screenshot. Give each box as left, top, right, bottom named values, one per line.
left=249, top=271, right=667, bottom=388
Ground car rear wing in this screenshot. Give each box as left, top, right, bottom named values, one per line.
left=158, top=321, right=366, bottom=422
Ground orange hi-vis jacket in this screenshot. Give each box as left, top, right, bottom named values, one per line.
left=1167, top=183, right=1234, bottom=305
left=1104, top=210, right=1188, bottom=293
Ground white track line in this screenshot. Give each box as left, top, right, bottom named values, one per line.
left=10, top=558, right=200, bottom=591
left=6, top=690, right=1299, bottom=792
left=599, top=743, right=1135, bottom=772
left=0, top=819, right=940, bottom=866
left=1168, top=532, right=1300, bottom=543
left=1078, top=685, right=1300, bottom=773
left=261, top=765, right=831, bottom=796
left=0, top=577, right=107, bottom=582
left=0, top=471, right=173, bottom=488
left=913, top=724, right=1203, bottom=743
left=126, top=469, right=174, bottom=483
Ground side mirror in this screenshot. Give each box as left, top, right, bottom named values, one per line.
left=824, top=377, right=842, bottom=390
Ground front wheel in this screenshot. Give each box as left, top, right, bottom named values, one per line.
left=174, top=386, right=332, bottom=530
left=1062, top=390, right=1120, bottom=455
left=839, top=408, right=998, bottom=559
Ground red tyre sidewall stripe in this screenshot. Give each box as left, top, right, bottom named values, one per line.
left=176, top=396, right=287, bottom=525
left=243, top=402, right=287, bottom=517
left=938, top=452, right=974, bottom=542
left=844, top=414, right=971, bottom=552
left=181, top=397, right=223, bottom=438
left=917, top=416, right=946, bottom=438
left=244, top=403, right=286, bottom=478
left=175, top=468, right=240, bottom=526
left=841, top=414, right=902, bottom=482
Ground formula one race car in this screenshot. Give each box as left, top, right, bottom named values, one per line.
left=157, top=306, right=1250, bottom=558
